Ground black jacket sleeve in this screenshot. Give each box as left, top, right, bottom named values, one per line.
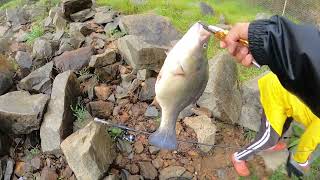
left=248, top=15, right=320, bottom=118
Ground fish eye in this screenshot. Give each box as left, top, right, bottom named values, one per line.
left=203, top=43, right=208, bottom=49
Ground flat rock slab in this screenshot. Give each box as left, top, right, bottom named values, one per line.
left=54, top=46, right=93, bottom=72
left=0, top=91, right=49, bottom=134
left=184, top=115, right=217, bottom=152
left=159, top=166, right=193, bottom=180
left=258, top=149, right=289, bottom=171
left=40, top=70, right=80, bottom=154
left=18, top=61, right=53, bottom=94
left=89, top=49, right=116, bottom=68
left=61, top=121, right=115, bottom=180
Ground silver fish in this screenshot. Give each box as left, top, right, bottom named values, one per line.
left=149, top=22, right=211, bottom=149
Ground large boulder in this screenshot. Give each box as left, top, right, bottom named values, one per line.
left=238, top=72, right=270, bottom=131
left=54, top=46, right=93, bottom=72
left=61, top=121, right=116, bottom=180
left=6, top=8, right=28, bottom=27
left=18, top=62, right=54, bottom=94
left=40, top=71, right=80, bottom=154
left=117, top=14, right=180, bottom=70
left=0, top=91, right=49, bottom=134
left=197, top=52, right=242, bottom=124
left=62, top=0, right=93, bottom=19
left=184, top=115, right=217, bottom=153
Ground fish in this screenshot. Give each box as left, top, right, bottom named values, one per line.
left=148, top=22, right=211, bottom=150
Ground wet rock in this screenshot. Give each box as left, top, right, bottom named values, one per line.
left=197, top=52, right=242, bottom=124
left=18, top=62, right=53, bottom=94
left=70, top=9, right=95, bottom=22
left=118, top=14, right=180, bottom=70
left=149, top=146, right=160, bottom=155
left=32, top=38, right=52, bottom=63
left=199, top=2, right=215, bottom=16
left=0, top=91, right=49, bottom=134
left=54, top=46, right=93, bottom=72
left=40, top=167, right=58, bottom=180
left=62, top=0, right=93, bottom=19
left=138, top=78, right=156, bottom=101
left=94, top=10, right=119, bottom=25
left=144, top=106, right=158, bottom=117
left=184, top=116, right=217, bottom=153
left=61, top=121, right=116, bottom=180
left=30, top=156, right=41, bottom=171
left=6, top=8, right=28, bottom=27
left=258, top=150, right=289, bottom=171
left=89, top=49, right=116, bottom=68
left=53, top=12, right=67, bottom=32
left=0, top=58, right=14, bottom=95
left=4, top=158, right=14, bottom=180
left=239, top=72, right=269, bottom=131
left=94, top=84, right=112, bottom=100
left=159, top=166, right=192, bottom=180
left=15, top=51, right=32, bottom=69
left=40, top=71, right=80, bottom=154
left=138, top=162, right=157, bottom=180
left=134, top=141, right=144, bottom=154
left=88, top=101, right=114, bottom=118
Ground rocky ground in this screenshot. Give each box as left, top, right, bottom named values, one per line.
left=0, top=0, right=290, bottom=180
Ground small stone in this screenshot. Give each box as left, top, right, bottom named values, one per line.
left=94, top=39, right=105, bottom=49
left=159, top=166, right=190, bottom=180
left=6, top=8, right=28, bottom=27
left=126, top=164, right=139, bottom=174
left=152, top=158, right=163, bottom=169
left=144, top=106, right=158, bottom=117
left=117, top=139, right=132, bottom=154
left=30, top=156, right=41, bottom=171
left=14, top=161, right=26, bottom=177
left=199, top=2, right=214, bottom=16
left=137, top=69, right=151, bottom=81
left=138, top=78, right=156, bottom=101
left=32, top=38, right=52, bottom=63
left=108, top=94, right=116, bottom=102
left=148, top=146, right=160, bottom=155
left=115, top=86, right=129, bottom=99
left=53, top=12, right=67, bottom=31
left=89, top=49, right=117, bottom=68
left=94, top=10, right=118, bottom=25
left=89, top=101, right=114, bottom=118
left=191, top=107, right=212, bottom=118
left=15, top=30, right=28, bottom=42
left=134, top=141, right=144, bottom=154
left=94, top=84, right=112, bottom=100
left=40, top=167, right=58, bottom=180
left=15, top=51, right=32, bottom=69
left=138, top=162, right=157, bottom=179
left=61, top=165, right=73, bottom=179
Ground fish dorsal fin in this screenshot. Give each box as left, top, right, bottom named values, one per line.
left=172, top=64, right=185, bottom=76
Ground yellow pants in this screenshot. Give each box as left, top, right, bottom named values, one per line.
left=259, top=72, right=320, bottom=164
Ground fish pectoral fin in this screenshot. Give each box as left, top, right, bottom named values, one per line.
left=172, top=65, right=185, bottom=76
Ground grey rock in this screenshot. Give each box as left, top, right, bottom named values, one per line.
left=44, top=17, right=53, bottom=28
left=184, top=116, right=217, bottom=153
left=108, top=94, right=115, bottom=102
left=117, top=139, right=132, bottom=154
left=94, top=10, right=118, bottom=24
left=199, top=2, right=214, bottom=16
left=137, top=69, right=151, bottom=81
left=70, top=9, right=95, bottom=22
left=119, top=14, right=180, bottom=46
left=197, top=52, right=242, bottom=124
left=138, top=77, right=156, bottom=101
left=256, top=13, right=271, bottom=20
left=89, top=49, right=116, bottom=68
left=115, top=85, right=129, bottom=99
left=15, top=51, right=32, bottom=69
left=61, top=121, right=115, bottom=180
left=24, top=3, right=47, bottom=22
left=144, top=106, right=158, bottom=117
left=62, top=0, right=93, bottom=19
left=14, top=30, right=28, bottom=42
left=40, top=71, right=80, bottom=154
left=18, top=61, right=53, bottom=94
left=32, top=38, right=52, bottom=62
left=53, top=12, right=67, bottom=32
left=159, top=166, right=192, bottom=180
left=0, top=62, right=13, bottom=95
left=0, top=26, right=10, bottom=37
left=0, top=91, right=49, bottom=134
left=104, top=21, right=119, bottom=34
left=30, top=156, right=41, bottom=170
left=40, top=167, right=58, bottom=180
left=239, top=105, right=261, bottom=132
left=4, top=158, right=14, bottom=180
left=69, top=22, right=94, bottom=36
left=148, top=146, right=160, bottom=155
left=54, top=46, right=93, bottom=72
left=258, top=150, right=289, bottom=171
left=53, top=31, right=65, bottom=41
left=56, top=40, right=74, bottom=55
left=138, top=162, right=157, bottom=180
left=0, top=37, right=10, bottom=55
left=93, top=39, right=105, bottom=49
left=6, top=8, right=28, bottom=27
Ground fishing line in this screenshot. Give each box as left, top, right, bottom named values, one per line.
left=94, top=118, right=317, bottom=153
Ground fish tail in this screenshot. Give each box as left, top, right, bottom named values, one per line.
left=149, top=127, right=177, bottom=150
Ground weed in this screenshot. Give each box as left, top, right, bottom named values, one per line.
left=26, top=24, right=45, bottom=45
left=70, top=102, right=87, bottom=124
left=108, top=127, right=124, bottom=139
left=26, top=147, right=41, bottom=160
left=78, top=67, right=91, bottom=77
left=244, top=129, right=257, bottom=142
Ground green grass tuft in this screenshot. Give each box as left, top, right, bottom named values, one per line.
left=26, top=24, right=45, bottom=45
left=71, top=102, right=88, bottom=124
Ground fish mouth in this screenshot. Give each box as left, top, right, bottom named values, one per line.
left=195, top=22, right=211, bottom=44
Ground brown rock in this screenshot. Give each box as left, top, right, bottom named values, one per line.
left=14, top=161, right=26, bottom=177
left=138, top=161, right=157, bottom=179
left=126, top=163, right=139, bottom=174
left=94, top=84, right=112, bottom=100
left=40, top=167, right=58, bottom=180
left=89, top=101, right=114, bottom=118
left=134, top=141, right=144, bottom=154
left=128, top=175, right=142, bottom=180
left=152, top=158, right=163, bottom=169
left=30, top=156, right=42, bottom=170
left=191, top=107, right=212, bottom=118
left=54, top=46, right=93, bottom=72
left=89, top=49, right=116, bottom=68
left=62, top=165, right=73, bottom=179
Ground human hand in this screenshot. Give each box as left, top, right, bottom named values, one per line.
left=220, top=23, right=254, bottom=67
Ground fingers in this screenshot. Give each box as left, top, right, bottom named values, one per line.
left=242, top=54, right=253, bottom=67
